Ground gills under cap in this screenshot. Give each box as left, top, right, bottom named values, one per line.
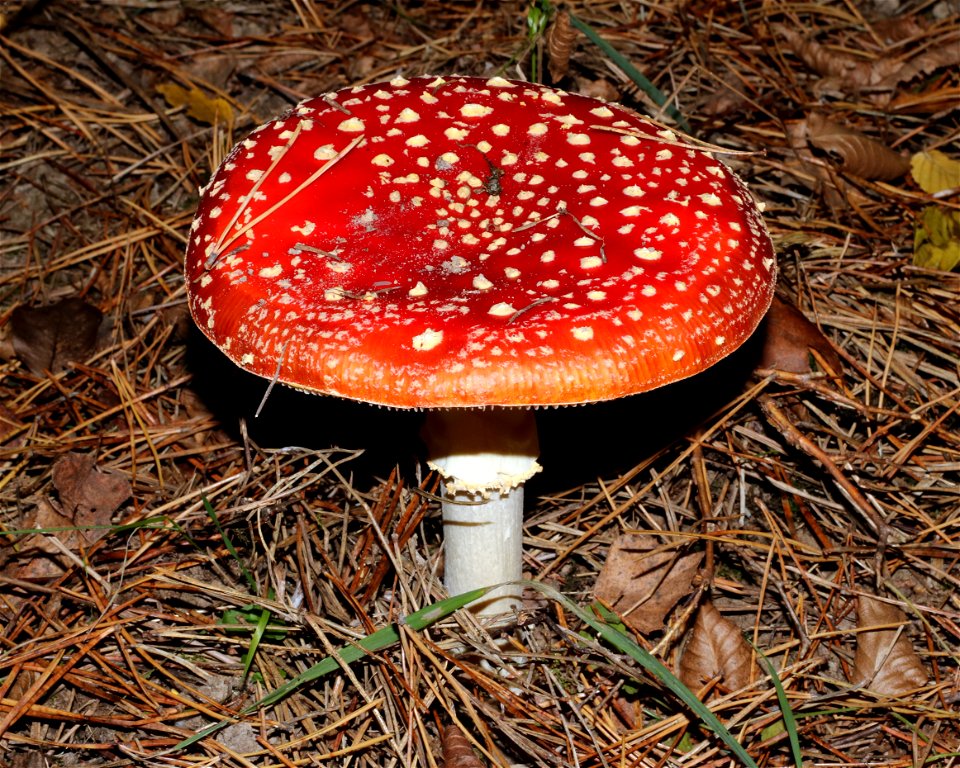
left=185, top=75, right=776, bottom=408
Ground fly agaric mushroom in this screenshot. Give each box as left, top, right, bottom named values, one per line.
left=185, top=75, right=776, bottom=617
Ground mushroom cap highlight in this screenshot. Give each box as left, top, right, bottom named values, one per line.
left=185, top=75, right=776, bottom=408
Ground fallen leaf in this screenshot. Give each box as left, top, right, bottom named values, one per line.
left=181, top=51, right=238, bottom=90
left=441, top=724, right=483, bottom=768
left=783, top=119, right=871, bottom=209
left=876, top=40, right=960, bottom=93
left=156, top=82, right=233, bottom=125
left=1, top=454, right=130, bottom=580
left=888, top=85, right=960, bottom=116
left=910, top=150, right=960, bottom=195
left=52, top=452, right=131, bottom=522
left=0, top=403, right=26, bottom=446
left=773, top=22, right=958, bottom=103
left=677, top=601, right=759, bottom=696
left=852, top=594, right=928, bottom=695
left=804, top=113, right=909, bottom=181
left=914, top=206, right=960, bottom=271
left=773, top=24, right=902, bottom=90
left=757, top=296, right=843, bottom=374
left=871, top=15, right=927, bottom=44
left=699, top=72, right=750, bottom=117
left=190, top=5, right=234, bottom=37
left=11, top=297, right=103, bottom=374
left=594, top=533, right=702, bottom=635
left=574, top=77, right=620, bottom=102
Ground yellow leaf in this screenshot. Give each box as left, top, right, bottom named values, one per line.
left=156, top=82, right=233, bottom=126
left=910, top=150, right=960, bottom=195
left=914, top=206, right=960, bottom=271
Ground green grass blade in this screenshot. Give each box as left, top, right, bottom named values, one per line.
left=203, top=496, right=256, bottom=593
left=167, top=586, right=490, bottom=753
left=240, top=604, right=272, bottom=685
left=526, top=581, right=758, bottom=768
left=567, top=13, right=691, bottom=133
left=203, top=496, right=273, bottom=683
left=756, top=651, right=801, bottom=768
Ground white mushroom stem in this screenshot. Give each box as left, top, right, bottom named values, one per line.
left=423, top=409, right=541, bottom=617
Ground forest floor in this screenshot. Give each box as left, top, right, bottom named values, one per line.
left=0, top=1, right=958, bottom=766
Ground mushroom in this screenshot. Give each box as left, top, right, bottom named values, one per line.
left=184, top=76, right=776, bottom=617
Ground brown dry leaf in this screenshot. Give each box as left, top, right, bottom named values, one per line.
left=872, top=16, right=927, bottom=44
left=575, top=77, right=620, bottom=102
left=442, top=724, right=483, bottom=768
left=6, top=747, right=45, bottom=768
left=773, top=24, right=902, bottom=89
left=783, top=120, right=870, bottom=208
left=594, top=533, right=702, bottom=635
left=0, top=402, right=26, bottom=446
left=7, top=498, right=89, bottom=580
left=876, top=39, right=960, bottom=92
left=773, top=22, right=956, bottom=100
left=190, top=5, right=235, bottom=37
left=546, top=11, right=578, bottom=82
left=156, top=82, right=233, bottom=125
left=804, top=113, right=909, bottom=181
left=11, top=297, right=103, bottom=375
left=53, top=452, right=131, bottom=521
left=852, top=594, right=928, bottom=695
left=678, top=601, right=759, bottom=696
left=181, top=52, right=238, bottom=90
left=2, top=454, right=131, bottom=580
left=699, top=72, right=750, bottom=117
left=757, top=296, right=842, bottom=374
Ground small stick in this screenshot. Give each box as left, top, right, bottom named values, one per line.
left=214, top=121, right=305, bottom=257
left=758, top=394, right=890, bottom=543
left=255, top=341, right=289, bottom=418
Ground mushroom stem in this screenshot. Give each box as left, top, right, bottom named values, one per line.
left=441, top=487, right=524, bottom=616
left=423, top=409, right=541, bottom=617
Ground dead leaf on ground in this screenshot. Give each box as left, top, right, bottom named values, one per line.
left=442, top=724, right=484, bottom=768
left=11, top=297, right=103, bottom=375
left=188, top=4, right=235, bottom=37
left=53, top=452, right=131, bottom=521
left=773, top=23, right=902, bottom=91
left=1, top=453, right=131, bottom=580
left=0, top=402, right=27, bottom=446
left=804, top=113, right=909, bottom=181
left=914, top=206, right=960, bottom=272
left=852, top=594, right=928, bottom=695
left=594, top=533, right=702, bottom=635
left=699, top=71, right=750, bottom=117
left=773, top=22, right=959, bottom=103
left=911, top=149, right=960, bottom=195
left=677, top=600, right=759, bottom=697
left=180, top=51, right=238, bottom=90
left=783, top=120, right=870, bottom=208
left=575, top=77, right=620, bottom=102
left=757, top=296, right=843, bottom=375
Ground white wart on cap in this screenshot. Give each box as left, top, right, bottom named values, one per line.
left=185, top=75, right=776, bottom=408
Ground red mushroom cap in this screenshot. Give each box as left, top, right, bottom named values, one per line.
left=185, top=75, right=776, bottom=408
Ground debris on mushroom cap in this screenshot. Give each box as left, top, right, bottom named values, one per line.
left=185, top=75, right=776, bottom=408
